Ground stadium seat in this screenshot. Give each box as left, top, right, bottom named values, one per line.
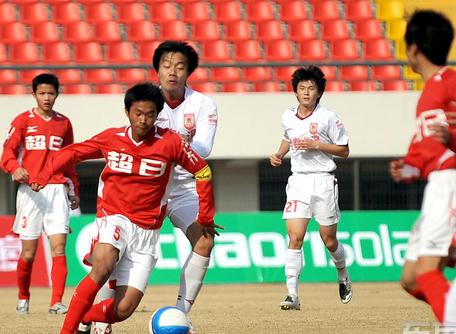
left=256, top=21, right=285, bottom=42
left=247, top=1, right=275, bottom=23
left=364, top=39, right=393, bottom=60
left=234, top=40, right=262, bottom=61
left=325, top=81, right=345, bottom=91
left=117, top=3, right=146, bottom=23
left=215, top=2, right=242, bottom=23
left=345, top=0, right=373, bottom=22
left=339, top=66, right=368, bottom=81
left=289, top=20, right=318, bottom=42
left=221, top=82, right=250, bottom=93
left=1, top=22, right=27, bottom=44
left=0, top=44, right=7, bottom=63
left=148, top=69, right=158, bottom=83
left=321, top=19, right=350, bottom=41
left=86, top=3, right=115, bottom=23
left=224, top=21, right=252, bottom=42
left=349, top=81, right=377, bottom=91
left=386, top=19, right=406, bottom=41
left=201, top=40, right=231, bottom=62
left=212, top=67, right=241, bottom=82
left=187, top=67, right=209, bottom=83
left=19, top=70, right=44, bottom=84
left=382, top=80, right=409, bottom=91
left=106, top=42, right=136, bottom=63
left=149, top=3, right=178, bottom=23
left=193, top=21, right=222, bottom=42
left=371, top=65, right=401, bottom=80
left=274, top=66, right=299, bottom=81
left=298, top=39, right=327, bottom=61
left=355, top=19, right=383, bottom=41
left=331, top=39, right=360, bottom=60
left=280, top=1, right=308, bottom=23
left=20, top=3, right=49, bottom=24
left=377, top=0, right=404, bottom=22
left=394, top=39, right=407, bottom=61
left=11, top=42, right=40, bottom=63
left=42, top=42, right=72, bottom=63
left=158, top=21, right=188, bottom=40
left=95, top=84, right=123, bottom=94
left=1, top=85, right=27, bottom=95
left=137, top=41, right=161, bottom=62
left=253, top=81, right=282, bottom=92
left=313, top=0, right=340, bottom=22
left=320, top=66, right=337, bottom=81
left=31, top=22, right=60, bottom=44
left=54, top=69, right=82, bottom=84
left=127, top=21, right=155, bottom=42
left=64, top=84, right=92, bottom=94
left=0, top=70, right=18, bottom=84
left=265, top=40, right=294, bottom=61
left=182, top=2, right=211, bottom=23
left=116, top=68, right=147, bottom=84
left=94, top=21, right=122, bottom=43
left=74, top=42, right=104, bottom=63
left=84, top=69, right=114, bottom=83
left=64, top=21, right=94, bottom=43
left=243, top=67, right=272, bottom=82
left=0, top=3, right=17, bottom=24
left=53, top=3, right=83, bottom=24
left=189, top=82, right=218, bottom=93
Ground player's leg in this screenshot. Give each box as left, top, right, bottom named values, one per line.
left=48, top=233, right=69, bottom=313
left=444, top=279, right=456, bottom=324
left=16, top=238, right=39, bottom=314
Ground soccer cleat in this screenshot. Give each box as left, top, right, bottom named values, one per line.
left=76, top=322, right=91, bottom=334
left=91, top=322, right=112, bottom=334
left=16, top=299, right=29, bottom=315
left=49, top=302, right=68, bottom=314
left=280, top=295, right=300, bottom=310
left=339, top=278, right=353, bottom=304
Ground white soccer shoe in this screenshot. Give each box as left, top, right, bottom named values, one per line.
left=91, top=322, right=112, bottom=334
left=339, top=278, right=353, bottom=304
left=280, top=295, right=301, bottom=310
left=186, top=315, right=197, bottom=334
left=16, top=299, right=29, bottom=315
left=49, top=302, right=68, bottom=314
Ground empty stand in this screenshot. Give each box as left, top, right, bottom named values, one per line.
left=331, top=39, right=360, bottom=60
left=53, top=3, right=83, bottom=24
left=349, top=81, right=377, bottom=91
left=181, top=2, right=211, bottom=23
left=0, top=44, right=7, bottom=63
left=64, top=84, right=92, bottom=94
left=364, top=39, right=393, bottom=60
left=95, top=84, right=123, bottom=94
left=243, top=67, right=272, bottom=82
left=247, top=1, right=275, bottom=23
left=274, top=66, right=299, bottom=81
left=137, top=41, right=161, bottom=62
left=1, top=85, right=27, bottom=95
left=0, top=70, right=18, bottom=84
left=20, top=70, right=45, bottom=84
left=321, top=19, right=350, bottom=41
left=339, top=66, right=369, bottom=81
left=325, top=81, right=345, bottom=91
left=128, top=21, right=155, bottom=42
left=11, top=42, right=40, bottom=63
left=43, top=42, right=72, bottom=63
left=212, top=67, right=241, bottom=82
left=313, top=0, right=340, bottom=22
left=215, top=2, right=242, bottom=23
left=377, top=0, right=405, bottom=22
left=20, top=3, right=49, bottom=24
left=345, top=0, right=373, bottom=22
left=382, top=80, right=409, bottom=91
left=224, top=21, right=252, bottom=41
left=86, top=3, right=115, bottom=23
left=189, top=82, right=217, bottom=93
left=371, top=65, right=401, bottom=80
left=74, top=42, right=104, bottom=63
left=1, top=22, right=27, bottom=44
left=256, top=21, right=285, bottom=42
left=221, top=82, right=250, bottom=93
left=84, top=69, right=114, bottom=83
left=0, top=3, right=17, bottom=24
left=116, top=68, right=147, bottom=84
left=202, top=40, right=231, bottom=62
left=253, top=81, right=281, bottom=92
left=64, top=21, right=94, bottom=43
left=106, top=42, right=136, bottom=63
left=386, top=19, right=406, bottom=41
left=234, top=40, right=263, bottom=62
left=187, top=67, right=210, bottom=83
left=54, top=69, right=82, bottom=84
left=298, top=39, right=326, bottom=61
left=158, top=21, right=188, bottom=40
left=117, top=3, right=146, bottom=23
left=355, top=19, right=383, bottom=41
left=289, top=20, right=318, bottom=42
left=193, top=21, right=222, bottom=42
left=280, top=1, right=308, bottom=23
left=265, top=40, right=294, bottom=61
left=31, top=22, right=60, bottom=44
left=149, top=3, right=178, bottom=23
left=320, top=66, right=337, bottom=81
left=94, top=21, right=122, bottom=43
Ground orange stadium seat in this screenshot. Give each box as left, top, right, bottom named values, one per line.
left=212, top=67, right=241, bottom=82
left=289, top=20, right=318, bottom=42
left=86, top=3, right=115, bottom=23
left=95, top=84, right=123, bottom=94
left=74, top=42, right=104, bottom=63
left=349, top=81, right=377, bottom=91
left=345, top=0, right=373, bottom=22
left=149, top=3, right=178, bottom=23
left=106, top=42, right=136, bottom=63
left=0, top=3, right=17, bottom=24
left=298, top=39, right=326, bottom=61
left=84, top=69, right=114, bottom=83
left=0, top=70, right=18, bottom=84
left=137, top=41, right=161, bottom=62
left=42, top=42, right=72, bottom=63
left=325, top=81, right=345, bottom=91
left=187, top=67, right=209, bottom=83
left=116, top=68, right=147, bottom=84
left=331, top=39, right=360, bottom=60
left=147, top=69, right=158, bottom=82
left=19, top=69, right=44, bottom=84
left=94, top=21, right=122, bottom=43
left=128, top=21, right=155, bottom=42
left=265, top=40, right=294, bottom=61
left=234, top=39, right=263, bottom=62
left=382, top=79, right=409, bottom=91
left=158, top=21, right=188, bottom=40
left=64, top=21, right=93, bottom=43
left=247, top=1, right=275, bottom=23
left=54, top=69, right=82, bottom=84
left=1, top=85, right=27, bottom=95
left=274, top=66, right=299, bottom=81
left=371, top=65, right=401, bottom=80
left=11, top=42, right=40, bottom=63
left=189, top=82, right=217, bottom=93
left=1, top=22, right=27, bottom=44
left=182, top=2, right=211, bottom=23
left=193, top=21, right=222, bottom=42
left=221, top=82, right=250, bottom=93
left=243, top=67, right=272, bottom=82
left=364, top=39, right=393, bottom=60
left=117, top=3, right=146, bottom=23
left=313, top=0, right=340, bottom=22
left=64, top=84, right=92, bottom=94
left=215, top=2, right=242, bottom=23
left=202, top=40, right=231, bottom=62
left=0, top=44, right=8, bottom=63
left=256, top=21, right=285, bottom=42
left=224, top=21, right=252, bottom=42
left=31, top=22, right=60, bottom=44
left=53, top=3, right=83, bottom=24
left=280, top=1, right=308, bottom=23
left=321, top=19, right=350, bottom=41
left=20, top=3, right=49, bottom=24
left=320, top=66, right=337, bottom=81
left=253, top=81, right=281, bottom=92
left=339, top=65, right=368, bottom=81
left=355, top=19, right=383, bottom=41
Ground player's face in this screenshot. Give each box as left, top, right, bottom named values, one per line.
left=157, top=52, right=188, bottom=96
left=126, top=100, right=158, bottom=142
left=33, top=84, right=58, bottom=115
left=295, top=80, right=321, bottom=110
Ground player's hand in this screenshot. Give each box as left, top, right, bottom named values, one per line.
left=270, top=153, right=283, bottom=167
left=296, top=138, right=320, bottom=151
left=69, top=195, right=80, bottom=210
left=12, top=167, right=29, bottom=183
left=200, top=222, right=224, bottom=238
left=389, top=159, right=404, bottom=182
left=30, top=182, right=44, bottom=192
left=447, top=110, right=456, bottom=126
left=429, top=123, right=450, bottom=145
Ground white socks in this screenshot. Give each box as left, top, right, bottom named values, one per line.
left=176, top=252, right=210, bottom=313
left=285, top=249, right=303, bottom=297
left=445, top=280, right=456, bottom=324
left=329, top=242, right=348, bottom=282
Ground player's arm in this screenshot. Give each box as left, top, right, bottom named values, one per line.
left=189, top=100, right=217, bottom=158
left=1, top=117, right=29, bottom=183
left=270, top=139, right=290, bottom=167
left=62, top=121, right=80, bottom=207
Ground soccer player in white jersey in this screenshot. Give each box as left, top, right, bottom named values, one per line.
left=1, top=73, right=79, bottom=315
left=270, top=66, right=352, bottom=310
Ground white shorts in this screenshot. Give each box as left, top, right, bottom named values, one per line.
left=94, top=214, right=160, bottom=293
left=13, top=183, right=70, bottom=240
left=166, top=180, right=198, bottom=234
left=405, top=170, right=456, bottom=261
left=282, top=173, right=340, bottom=226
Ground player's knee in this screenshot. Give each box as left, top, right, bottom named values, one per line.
left=321, top=235, right=337, bottom=251
left=21, top=252, right=36, bottom=263
left=115, top=302, right=136, bottom=321
left=193, top=236, right=214, bottom=256
left=51, top=245, right=66, bottom=257
left=288, top=236, right=303, bottom=249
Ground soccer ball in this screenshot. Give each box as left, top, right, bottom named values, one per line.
left=148, top=306, right=190, bottom=334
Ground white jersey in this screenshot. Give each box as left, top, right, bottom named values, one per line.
left=155, top=86, right=218, bottom=183
left=282, top=104, right=348, bottom=173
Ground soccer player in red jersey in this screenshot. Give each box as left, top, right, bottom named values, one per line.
left=1, top=73, right=79, bottom=315
left=389, top=10, right=456, bottom=323
left=30, top=83, right=217, bottom=334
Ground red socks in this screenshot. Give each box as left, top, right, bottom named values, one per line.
left=416, top=269, right=450, bottom=323
left=407, top=287, right=427, bottom=303
left=17, top=258, right=33, bottom=300
left=82, top=298, right=119, bottom=324
left=60, top=275, right=102, bottom=334
left=51, top=256, right=68, bottom=306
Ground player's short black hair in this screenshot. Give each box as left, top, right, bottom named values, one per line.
left=405, top=10, right=454, bottom=66
left=291, top=66, right=326, bottom=98
left=152, top=40, right=199, bottom=75
left=124, top=82, right=165, bottom=113
left=32, top=73, right=59, bottom=94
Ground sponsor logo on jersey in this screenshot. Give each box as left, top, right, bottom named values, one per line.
left=26, top=126, right=38, bottom=133
left=184, top=113, right=195, bottom=130
left=309, top=123, right=318, bottom=134
left=208, top=113, right=218, bottom=125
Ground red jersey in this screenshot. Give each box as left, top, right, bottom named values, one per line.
left=31, top=126, right=215, bottom=230
left=1, top=108, right=79, bottom=193
left=403, top=67, right=456, bottom=179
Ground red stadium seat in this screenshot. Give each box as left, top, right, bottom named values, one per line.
left=265, top=40, right=294, bottom=61
left=349, top=81, right=377, bottom=91
left=253, top=81, right=282, bottom=92
left=74, top=42, right=104, bottom=63
left=339, top=66, right=368, bottom=81
left=117, top=3, right=146, bottom=23
left=313, top=0, right=340, bottom=22
left=0, top=3, right=17, bottom=24
left=243, top=67, right=272, bottom=82
left=371, top=65, right=401, bottom=80
left=31, top=22, right=60, bottom=44
left=224, top=21, right=252, bottom=42
left=54, top=69, right=82, bottom=84
left=0, top=70, right=18, bottom=84
left=128, top=21, right=155, bottom=42
left=274, top=66, right=299, bottom=81
left=189, top=82, right=217, bottom=93
left=364, top=39, right=393, bottom=60
left=325, top=81, right=345, bottom=91
left=298, top=39, right=326, bottom=61
left=212, top=67, right=241, bottom=82
left=149, top=3, right=178, bottom=23
left=247, top=1, right=275, bottom=23
left=331, top=39, right=360, bottom=60
left=355, top=19, right=383, bottom=41
left=382, top=80, right=409, bottom=91
left=0, top=44, right=7, bottom=63
left=256, top=21, right=285, bottom=42
left=94, top=21, right=122, bottom=43
left=289, top=20, right=318, bottom=42
left=280, top=1, right=308, bottom=23
left=1, top=85, right=27, bottom=95
left=11, top=42, right=40, bottom=63
left=20, top=3, right=49, bottom=24
left=321, top=19, right=350, bottom=41
left=116, top=68, right=147, bottom=84
left=1, top=22, right=27, bottom=44
left=215, top=2, right=242, bottom=23
left=193, top=21, right=222, bottom=42
left=137, top=41, right=161, bottom=62
left=53, top=3, right=83, bottom=24
left=202, top=40, right=231, bottom=62
left=84, top=69, right=114, bottom=83
left=158, top=21, right=188, bottom=40
left=345, top=0, right=373, bottom=22
left=107, top=42, right=136, bottom=63
left=187, top=68, right=209, bottom=83
left=42, top=42, right=72, bottom=63
left=320, top=66, right=337, bottom=81
left=64, top=21, right=94, bottom=43
left=95, top=84, right=123, bottom=94
left=182, top=2, right=211, bottom=23
left=64, top=84, right=92, bottom=94
left=234, top=40, right=262, bottom=62
left=221, top=82, right=250, bottom=93
left=19, top=70, right=44, bottom=84
left=86, top=3, right=114, bottom=23
left=147, top=69, right=158, bottom=83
